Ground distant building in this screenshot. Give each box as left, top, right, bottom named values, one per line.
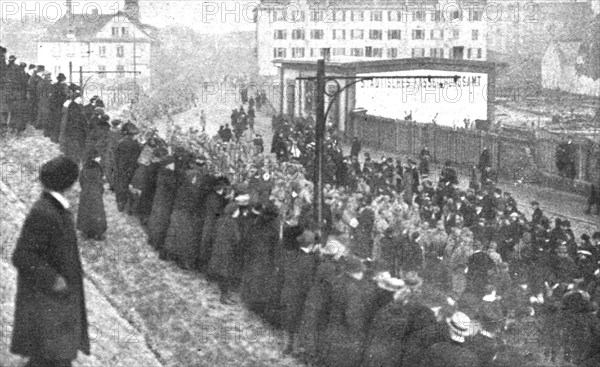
left=37, top=5, right=157, bottom=96
left=542, top=41, right=600, bottom=96
left=256, top=0, right=488, bottom=77
left=486, top=1, right=594, bottom=88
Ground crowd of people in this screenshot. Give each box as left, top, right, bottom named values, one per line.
left=4, top=46, right=600, bottom=367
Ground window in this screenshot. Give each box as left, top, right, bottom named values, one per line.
left=472, top=30, right=479, bottom=41
left=310, top=48, right=329, bottom=57
left=289, top=9, right=305, bottom=22
left=273, top=48, right=287, bottom=58
left=350, top=11, right=364, bottom=21
left=291, top=47, right=305, bottom=58
left=388, top=30, right=401, bottom=40
left=370, top=11, right=382, bottom=21
left=433, top=10, right=442, bottom=22
left=412, top=10, right=425, bottom=22
left=350, top=48, right=364, bottom=57
left=430, top=48, right=445, bottom=58
left=332, top=29, right=346, bottom=40
left=116, top=64, right=125, bottom=75
left=98, top=65, right=106, bottom=78
left=412, top=29, right=425, bottom=40
left=430, top=29, right=444, bottom=40
left=451, top=29, right=460, bottom=39
left=451, top=10, right=461, bottom=20
left=365, top=46, right=372, bottom=57
left=477, top=48, right=483, bottom=59
left=372, top=48, right=383, bottom=57
left=310, top=9, right=321, bottom=22
left=332, top=47, right=346, bottom=56
left=116, top=45, right=124, bottom=57
left=350, top=29, right=364, bottom=39
left=369, top=30, right=382, bottom=40
left=411, top=48, right=425, bottom=57
left=310, top=29, right=324, bottom=40
left=274, top=30, right=286, bottom=40
left=332, top=9, right=345, bottom=22
left=470, top=8, right=483, bottom=21
left=98, top=46, right=106, bottom=57
left=121, top=27, right=128, bottom=37
left=111, top=27, right=119, bottom=37
left=388, top=10, right=402, bottom=21
left=292, top=29, right=305, bottom=40
left=387, top=48, right=398, bottom=58
left=271, top=9, right=284, bottom=22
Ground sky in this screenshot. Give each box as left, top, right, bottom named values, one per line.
left=0, top=0, right=258, bottom=33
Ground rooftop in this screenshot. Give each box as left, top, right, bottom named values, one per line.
left=41, top=12, right=156, bottom=42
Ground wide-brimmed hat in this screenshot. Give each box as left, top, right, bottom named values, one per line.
left=376, top=275, right=406, bottom=292
left=447, top=312, right=473, bottom=343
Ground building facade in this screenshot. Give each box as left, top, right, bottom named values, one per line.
left=257, top=0, right=488, bottom=77
left=37, top=8, right=156, bottom=103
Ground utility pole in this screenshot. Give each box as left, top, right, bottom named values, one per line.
left=314, top=59, right=325, bottom=238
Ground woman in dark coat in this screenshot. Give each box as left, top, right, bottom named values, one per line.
left=320, top=258, right=382, bottom=367
left=11, top=156, right=90, bottom=366
left=85, top=114, right=110, bottom=161
left=61, top=97, right=87, bottom=165
left=208, top=202, right=243, bottom=304
left=241, top=203, right=282, bottom=316
left=278, top=226, right=319, bottom=352
left=76, top=150, right=107, bottom=240
left=162, top=163, right=207, bottom=269
left=114, top=122, right=141, bottom=213
left=296, top=254, right=338, bottom=360
left=148, top=157, right=180, bottom=252
left=130, top=139, right=167, bottom=226
left=196, top=176, right=230, bottom=271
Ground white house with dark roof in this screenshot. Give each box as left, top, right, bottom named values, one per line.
left=37, top=7, right=157, bottom=92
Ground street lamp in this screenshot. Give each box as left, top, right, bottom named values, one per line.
left=297, top=59, right=460, bottom=241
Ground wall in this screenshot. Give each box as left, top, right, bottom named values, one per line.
left=352, top=112, right=599, bottom=190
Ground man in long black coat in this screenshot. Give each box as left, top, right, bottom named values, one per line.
left=46, top=73, right=68, bottom=142
left=114, top=122, right=142, bottom=212
left=11, top=156, right=90, bottom=367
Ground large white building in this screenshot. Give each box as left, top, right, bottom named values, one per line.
left=256, top=0, right=488, bottom=77
left=37, top=0, right=157, bottom=102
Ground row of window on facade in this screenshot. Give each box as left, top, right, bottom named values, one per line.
left=273, top=46, right=483, bottom=59
left=111, top=27, right=130, bottom=37
left=274, top=28, right=479, bottom=41
left=268, top=8, right=483, bottom=23
left=97, top=45, right=144, bottom=57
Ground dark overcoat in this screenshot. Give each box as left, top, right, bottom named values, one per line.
left=416, top=341, right=481, bottom=367
left=147, top=166, right=180, bottom=251
left=162, top=168, right=206, bottom=267
left=207, top=203, right=244, bottom=279
left=363, top=301, right=437, bottom=367
left=320, top=275, right=381, bottom=367
left=296, top=259, right=338, bottom=359
left=35, top=79, right=52, bottom=130
left=11, top=192, right=90, bottom=360
left=279, top=248, right=318, bottom=334
left=114, top=136, right=142, bottom=209
left=241, top=206, right=282, bottom=315
left=76, top=160, right=107, bottom=238
left=85, top=119, right=110, bottom=160
left=102, top=128, right=121, bottom=188
left=46, top=82, right=68, bottom=142
left=197, top=189, right=227, bottom=268
left=61, top=102, right=87, bottom=165
left=132, top=161, right=161, bottom=223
